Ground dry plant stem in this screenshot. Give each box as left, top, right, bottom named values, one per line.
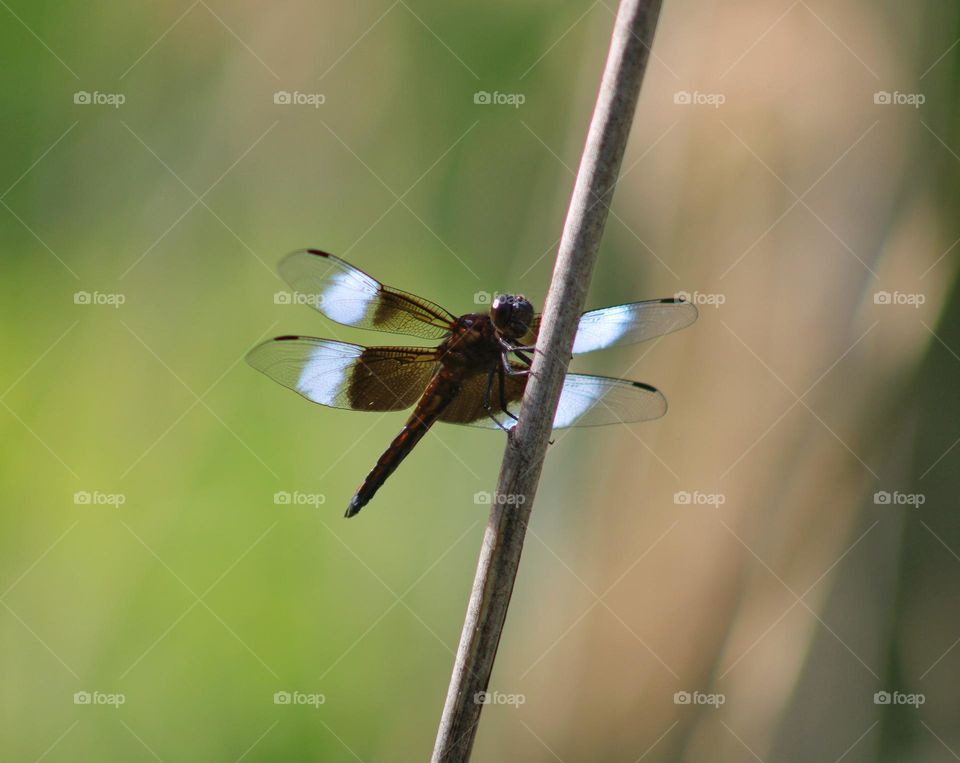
left=431, top=1, right=664, bottom=760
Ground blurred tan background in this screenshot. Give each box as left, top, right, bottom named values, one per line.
left=1, top=1, right=958, bottom=760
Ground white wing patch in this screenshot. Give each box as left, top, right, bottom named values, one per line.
left=455, top=375, right=667, bottom=430
left=572, top=300, right=698, bottom=355
left=572, top=307, right=633, bottom=354
left=320, top=269, right=377, bottom=326
left=552, top=375, right=667, bottom=428
left=296, top=342, right=363, bottom=406
left=552, top=379, right=604, bottom=428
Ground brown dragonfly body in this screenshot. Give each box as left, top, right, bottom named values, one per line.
left=350, top=311, right=520, bottom=515
left=247, top=250, right=697, bottom=517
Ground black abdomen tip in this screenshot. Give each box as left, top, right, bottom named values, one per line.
left=345, top=495, right=364, bottom=518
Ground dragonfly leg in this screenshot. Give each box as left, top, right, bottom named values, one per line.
left=497, top=364, right=519, bottom=423
left=501, top=350, right=530, bottom=377
left=482, top=367, right=511, bottom=432
left=511, top=348, right=534, bottom=367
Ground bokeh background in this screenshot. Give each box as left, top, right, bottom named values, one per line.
left=2, top=1, right=959, bottom=761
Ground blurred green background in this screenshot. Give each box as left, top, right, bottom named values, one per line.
left=2, top=1, right=959, bottom=760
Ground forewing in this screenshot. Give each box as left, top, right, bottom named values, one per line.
left=246, top=337, right=438, bottom=411
left=279, top=249, right=457, bottom=339
left=522, top=299, right=698, bottom=354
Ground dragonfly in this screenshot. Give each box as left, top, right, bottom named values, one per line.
left=247, top=250, right=697, bottom=517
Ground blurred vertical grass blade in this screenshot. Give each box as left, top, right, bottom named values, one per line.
left=431, top=1, right=664, bottom=760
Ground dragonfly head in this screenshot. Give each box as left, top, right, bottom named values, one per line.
left=491, top=294, right=534, bottom=339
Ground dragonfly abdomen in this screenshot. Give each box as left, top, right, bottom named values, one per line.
left=345, top=371, right=462, bottom=517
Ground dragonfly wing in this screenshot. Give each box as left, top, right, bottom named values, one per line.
left=278, top=250, right=457, bottom=339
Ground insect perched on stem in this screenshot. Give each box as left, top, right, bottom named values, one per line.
left=247, top=250, right=697, bottom=516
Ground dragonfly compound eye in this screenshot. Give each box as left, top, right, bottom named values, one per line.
left=491, top=294, right=533, bottom=338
